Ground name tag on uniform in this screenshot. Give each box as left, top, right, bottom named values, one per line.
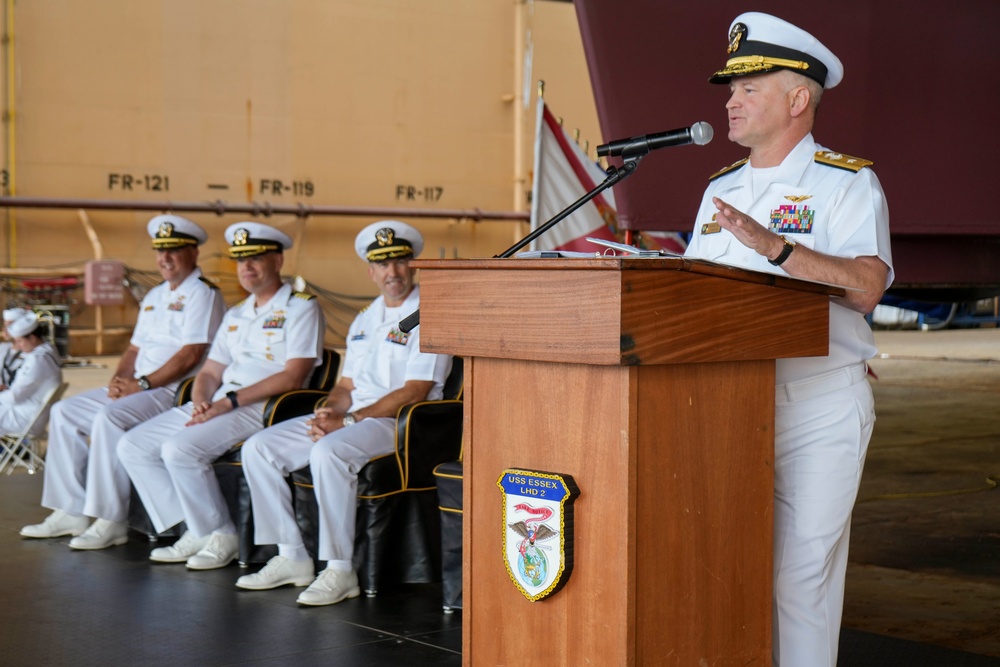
left=701, top=214, right=721, bottom=235
left=701, top=223, right=721, bottom=234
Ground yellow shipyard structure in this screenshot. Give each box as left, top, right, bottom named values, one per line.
left=0, top=0, right=601, bottom=354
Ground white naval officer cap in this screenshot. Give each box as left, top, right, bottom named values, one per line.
left=709, top=12, right=844, bottom=89
left=6, top=310, right=39, bottom=338
left=3, top=307, right=28, bottom=323
left=225, top=221, right=294, bottom=259
left=147, top=214, right=209, bottom=249
left=354, top=220, right=424, bottom=262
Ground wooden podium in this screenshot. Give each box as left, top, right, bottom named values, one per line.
left=411, top=257, right=837, bottom=666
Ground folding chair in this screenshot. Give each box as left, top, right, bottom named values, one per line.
left=0, top=381, right=68, bottom=475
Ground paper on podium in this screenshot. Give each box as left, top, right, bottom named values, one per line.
left=515, top=250, right=602, bottom=259
left=585, top=237, right=683, bottom=257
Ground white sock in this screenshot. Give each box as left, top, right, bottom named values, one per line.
left=278, top=544, right=311, bottom=562
left=326, top=559, right=352, bottom=572
left=212, top=523, right=237, bottom=536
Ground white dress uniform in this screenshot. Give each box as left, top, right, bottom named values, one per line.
left=118, top=282, right=324, bottom=536
left=242, top=285, right=453, bottom=562
left=685, top=133, right=893, bottom=666
left=40, top=269, right=225, bottom=523
left=0, top=340, right=61, bottom=436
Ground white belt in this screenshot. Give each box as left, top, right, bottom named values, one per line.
left=776, top=363, right=867, bottom=403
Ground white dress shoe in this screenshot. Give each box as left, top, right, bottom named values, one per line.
left=69, top=519, right=129, bottom=550
left=20, top=510, right=90, bottom=539
left=236, top=556, right=315, bottom=590
left=296, top=568, right=360, bottom=606
left=186, top=533, right=239, bottom=570
left=149, top=530, right=210, bottom=563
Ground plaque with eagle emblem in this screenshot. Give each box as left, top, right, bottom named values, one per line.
left=497, top=468, right=579, bottom=602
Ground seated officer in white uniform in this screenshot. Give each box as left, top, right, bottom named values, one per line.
left=21, top=216, right=225, bottom=546
left=684, top=13, right=893, bottom=667
left=118, top=221, right=325, bottom=570
left=1, top=308, right=28, bottom=390
left=236, top=221, right=452, bottom=606
left=0, top=310, right=61, bottom=435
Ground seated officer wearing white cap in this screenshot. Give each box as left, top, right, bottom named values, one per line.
left=683, top=13, right=893, bottom=667
left=21, top=215, right=225, bottom=548
left=0, top=311, right=61, bottom=436
left=236, top=221, right=452, bottom=605
left=118, top=221, right=325, bottom=570
left=1, top=307, right=29, bottom=389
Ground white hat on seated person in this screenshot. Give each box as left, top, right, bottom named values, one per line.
left=7, top=310, right=39, bottom=338
left=147, top=214, right=209, bottom=249
left=709, top=12, right=843, bottom=89
left=354, top=221, right=424, bottom=262
left=3, top=307, right=28, bottom=323
left=224, top=222, right=294, bottom=259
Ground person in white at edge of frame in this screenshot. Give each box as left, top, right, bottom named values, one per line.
left=117, top=221, right=325, bottom=570
left=683, top=13, right=892, bottom=667
left=0, top=310, right=61, bottom=435
left=20, top=216, right=226, bottom=548
left=1, top=307, right=28, bottom=388
left=236, top=220, right=452, bottom=606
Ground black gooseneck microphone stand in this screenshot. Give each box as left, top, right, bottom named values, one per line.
left=398, top=153, right=646, bottom=333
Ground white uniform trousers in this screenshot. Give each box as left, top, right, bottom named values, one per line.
left=41, top=386, right=176, bottom=522
left=772, top=365, right=875, bottom=667
left=117, top=403, right=264, bottom=536
left=242, top=415, right=396, bottom=562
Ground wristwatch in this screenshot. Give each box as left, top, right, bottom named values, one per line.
left=768, top=235, right=796, bottom=267
left=226, top=390, right=239, bottom=409
left=342, top=412, right=358, bottom=427
left=137, top=376, right=151, bottom=391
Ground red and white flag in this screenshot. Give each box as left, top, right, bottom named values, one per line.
left=529, top=99, right=617, bottom=252
left=529, top=98, right=687, bottom=255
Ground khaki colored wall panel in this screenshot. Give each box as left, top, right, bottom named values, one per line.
left=2, top=0, right=600, bottom=355
left=529, top=2, right=603, bottom=149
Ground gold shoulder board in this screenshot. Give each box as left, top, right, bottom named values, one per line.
left=198, top=276, right=220, bottom=289
left=814, top=150, right=874, bottom=172
left=709, top=158, right=749, bottom=181
left=292, top=291, right=316, bottom=300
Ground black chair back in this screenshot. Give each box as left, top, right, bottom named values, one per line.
left=442, top=357, right=463, bottom=400
left=309, top=348, right=341, bottom=391
left=173, top=377, right=195, bottom=407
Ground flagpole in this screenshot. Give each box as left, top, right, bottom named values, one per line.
left=527, top=83, right=545, bottom=251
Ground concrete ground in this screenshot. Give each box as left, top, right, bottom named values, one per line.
left=34, top=326, right=1000, bottom=659
left=846, top=328, right=1000, bottom=657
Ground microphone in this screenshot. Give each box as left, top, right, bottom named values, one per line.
left=596, top=122, right=713, bottom=158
